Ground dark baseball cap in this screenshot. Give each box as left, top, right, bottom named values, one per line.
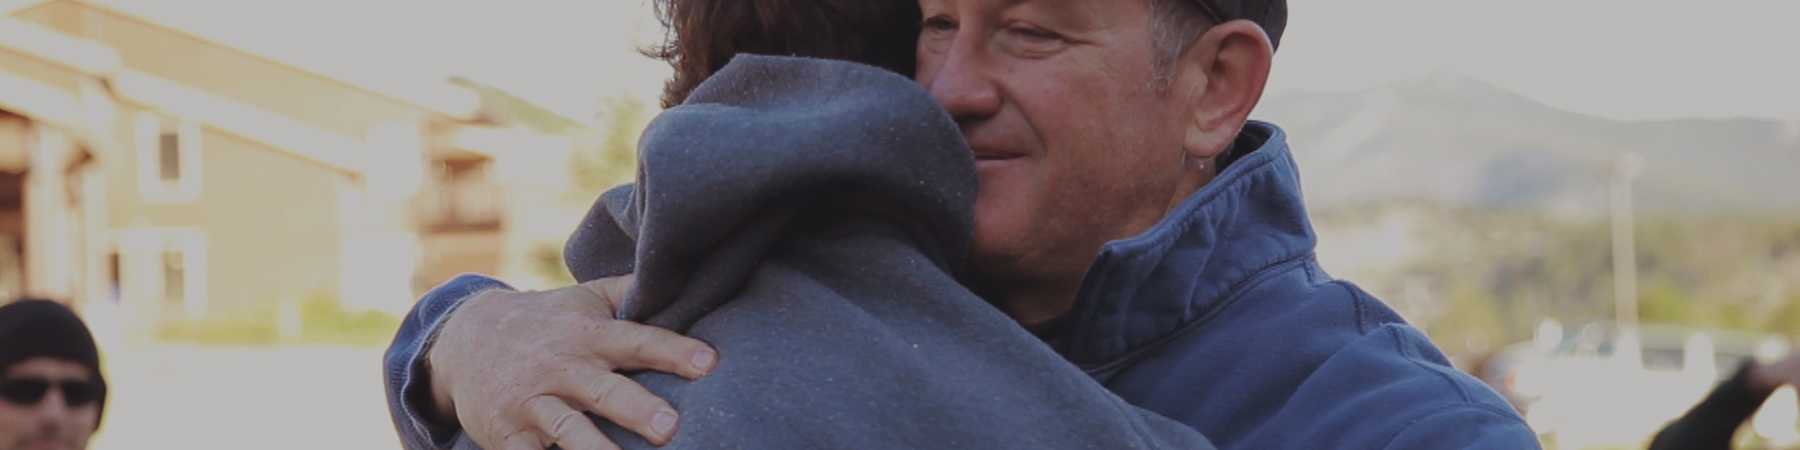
left=1197, top=0, right=1287, bottom=50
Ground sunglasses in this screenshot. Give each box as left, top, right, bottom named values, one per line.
left=0, top=378, right=102, bottom=408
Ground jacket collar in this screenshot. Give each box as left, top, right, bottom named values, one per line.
left=1060, top=121, right=1319, bottom=367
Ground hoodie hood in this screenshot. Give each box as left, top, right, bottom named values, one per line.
left=563, top=54, right=977, bottom=328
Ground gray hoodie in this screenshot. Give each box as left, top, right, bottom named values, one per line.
left=558, top=55, right=1214, bottom=450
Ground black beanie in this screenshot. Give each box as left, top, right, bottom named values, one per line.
left=0, top=299, right=106, bottom=427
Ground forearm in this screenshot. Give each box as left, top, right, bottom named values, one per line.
left=384, top=274, right=515, bottom=450
left=1648, top=359, right=1777, bottom=450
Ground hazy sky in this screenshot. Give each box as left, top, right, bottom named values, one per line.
left=1272, top=0, right=1800, bottom=121
left=83, top=0, right=1800, bottom=122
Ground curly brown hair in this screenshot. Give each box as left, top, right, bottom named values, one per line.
left=644, top=0, right=922, bottom=108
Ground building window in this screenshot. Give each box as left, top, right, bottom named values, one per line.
left=162, top=249, right=185, bottom=309
left=136, top=114, right=201, bottom=203
left=417, top=157, right=502, bottom=231
left=106, top=251, right=119, bottom=302
left=114, top=226, right=206, bottom=317
left=158, top=131, right=180, bottom=181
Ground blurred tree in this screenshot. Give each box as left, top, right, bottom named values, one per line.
left=571, top=95, right=648, bottom=200
left=1318, top=205, right=1800, bottom=361
left=1769, top=292, right=1800, bottom=336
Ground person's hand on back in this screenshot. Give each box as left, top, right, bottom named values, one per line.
left=424, top=275, right=718, bottom=450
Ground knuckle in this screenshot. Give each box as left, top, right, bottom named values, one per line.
left=587, top=372, right=630, bottom=407
left=623, top=324, right=660, bottom=351
left=497, top=429, right=541, bottom=450
left=546, top=409, right=590, bottom=441
left=592, top=321, right=651, bottom=358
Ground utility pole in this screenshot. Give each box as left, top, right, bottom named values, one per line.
left=1611, top=153, right=1644, bottom=329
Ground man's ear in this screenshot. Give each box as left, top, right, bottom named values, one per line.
left=1174, top=19, right=1273, bottom=161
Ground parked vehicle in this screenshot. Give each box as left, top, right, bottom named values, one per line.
left=1477, top=319, right=1794, bottom=449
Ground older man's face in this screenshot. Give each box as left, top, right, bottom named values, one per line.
left=0, top=358, right=100, bottom=450
left=917, top=0, right=1198, bottom=296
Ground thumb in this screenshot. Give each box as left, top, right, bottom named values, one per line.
left=576, top=274, right=636, bottom=316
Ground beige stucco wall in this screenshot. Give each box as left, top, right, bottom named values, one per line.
left=15, top=0, right=450, bottom=140
left=101, top=101, right=349, bottom=316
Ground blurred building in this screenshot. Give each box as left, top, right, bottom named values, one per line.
left=0, top=0, right=574, bottom=330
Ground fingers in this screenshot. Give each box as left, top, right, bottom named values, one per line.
left=554, top=371, right=680, bottom=446
left=439, top=275, right=711, bottom=450
left=594, top=320, right=718, bottom=380
left=573, top=275, right=717, bottom=379
left=521, top=396, right=622, bottom=450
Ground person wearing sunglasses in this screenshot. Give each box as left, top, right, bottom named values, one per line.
left=0, top=299, right=106, bottom=450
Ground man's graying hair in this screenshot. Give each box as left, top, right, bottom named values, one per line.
left=1148, top=0, right=1222, bottom=90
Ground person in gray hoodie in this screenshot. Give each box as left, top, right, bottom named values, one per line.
left=582, top=54, right=1213, bottom=450
left=388, top=1, right=1212, bottom=449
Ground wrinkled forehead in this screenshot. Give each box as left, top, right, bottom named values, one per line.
left=918, top=0, right=1126, bottom=14
left=918, top=0, right=1153, bottom=30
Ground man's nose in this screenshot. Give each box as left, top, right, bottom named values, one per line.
left=36, top=388, right=70, bottom=418
left=922, top=33, right=1002, bottom=123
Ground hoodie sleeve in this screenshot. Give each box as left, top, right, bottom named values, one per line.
left=383, top=274, right=515, bottom=450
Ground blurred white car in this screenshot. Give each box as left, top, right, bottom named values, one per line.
left=1479, top=320, right=1793, bottom=449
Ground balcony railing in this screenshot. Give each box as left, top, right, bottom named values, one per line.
left=414, top=182, right=502, bottom=231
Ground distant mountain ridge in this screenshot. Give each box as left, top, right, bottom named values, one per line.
left=1251, top=74, right=1800, bottom=217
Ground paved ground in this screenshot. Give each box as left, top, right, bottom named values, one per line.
left=88, top=344, right=400, bottom=450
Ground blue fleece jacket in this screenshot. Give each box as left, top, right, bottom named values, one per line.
left=1069, top=122, right=1539, bottom=449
